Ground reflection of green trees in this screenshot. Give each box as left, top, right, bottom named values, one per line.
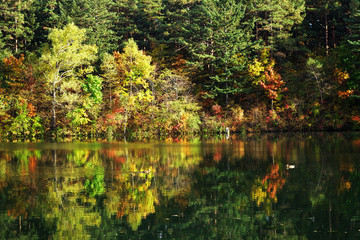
left=46, top=179, right=101, bottom=240
left=0, top=148, right=106, bottom=239
left=188, top=169, right=263, bottom=239
left=103, top=143, right=203, bottom=231
left=0, top=149, right=46, bottom=239
left=67, top=150, right=106, bottom=197
left=47, top=150, right=104, bottom=239
left=0, top=134, right=360, bottom=238
left=104, top=170, right=158, bottom=231
left=84, top=174, right=105, bottom=197
left=130, top=167, right=268, bottom=239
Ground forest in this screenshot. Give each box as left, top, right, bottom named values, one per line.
left=0, top=0, right=360, bottom=141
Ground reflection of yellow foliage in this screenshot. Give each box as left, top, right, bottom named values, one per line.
left=252, top=164, right=287, bottom=216
left=159, top=144, right=202, bottom=169
left=339, top=177, right=351, bottom=192
left=67, top=150, right=90, bottom=166
left=252, top=180, right=268, bottom=206
left=126, top=188, right=158, bottom=231
left=233, top=141, right=245, bottom=159
left=0, top=160, right=7, bottom=180
left=47, top=179, right=101, bottom=240
left=105, top=153, right=159, bottom=230
left=0, top=143, right=205, bottom=237
left=106, top=172, right=158, bottom=231
left=104, top=143, right=203, bottom=230
left=251, top=178, right=274, bottom=216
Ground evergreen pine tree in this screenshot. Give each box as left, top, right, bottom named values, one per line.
left=303, top=0, right=348, bottom=55
left=339, top=0, right=360, bottom=92
left=179, top=0, right=255, bottom=104
left=82, top=0, right=119, bottom=56
left=38, top=0, right=119, bottom=57
left=0, top=0, right=35, bottom=55
left=112, top=0, right=139, bottom=45
left=155, top=0, right=199, bottom=63
left=252, top=0, right=305, bottom=52
left=31, top=0, right=59, bottom=51
left=136, top=0, right=164, bottom=51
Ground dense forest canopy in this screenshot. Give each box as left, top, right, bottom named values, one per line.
left=0, top=0, right=359, bottom=140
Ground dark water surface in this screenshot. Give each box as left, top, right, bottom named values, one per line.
left=1, top=132, right=360, bottom=239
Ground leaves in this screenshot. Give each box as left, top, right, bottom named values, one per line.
left=261, top=65, right=287, bottom=100
left=40, top=23, right=97, bottom=131
left=6, top=97, right=43, bottom=137
left=82, top=74, right=103, bottom=104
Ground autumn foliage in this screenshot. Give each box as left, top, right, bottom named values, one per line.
left=262, top=164, right=287, bottom=199
left=261, top=66, right=287, bottom=100
left=0, top=16, right=360, bottom=141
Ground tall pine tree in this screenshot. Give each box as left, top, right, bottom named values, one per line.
left=251, top=0, right=305, bottom=53
left=179, top=0, right=254, bottom=105
left=35, top=0, right=118, bottom=57
left=0, top=0, right=35, bottom=55
left=338, top=0, right=360, bottom=93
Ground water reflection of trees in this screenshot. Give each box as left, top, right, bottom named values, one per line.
left=103, top=144, right=203, bottom=231
left=0, top=134, right=359, bottom=238
left=0, top=143, right=205, bottom=237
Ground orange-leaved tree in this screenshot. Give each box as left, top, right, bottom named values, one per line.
left=249, top=48, right=287, bottom=110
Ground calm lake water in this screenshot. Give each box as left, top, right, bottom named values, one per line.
left=0, top=132, right=360, bottom=239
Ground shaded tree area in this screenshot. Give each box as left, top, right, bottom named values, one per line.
left=0, top=0, right=360, bottom=141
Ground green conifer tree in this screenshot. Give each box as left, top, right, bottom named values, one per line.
left=112, top=0, right=139, bottom=45
left=339, top=0, right=360, bottom=92
left=59, top=0, right=119, bottom=56
left=252, top=0, right=305, bottom=52
left=31, top=0, right=59, bottom=51
left=0, top=0, right=35, bottom=55
left=136, top=0, right=164, bottom=51
left=179, top=0, right=254, bottom=104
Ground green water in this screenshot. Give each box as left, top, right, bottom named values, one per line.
left=0, top=132, right=360, bottom=239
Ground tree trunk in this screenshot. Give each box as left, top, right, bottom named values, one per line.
left=316, top=77, right=323, bottom=103
left=210, top=20, right=214, bottom=74
left=332, top=24, right=336, bottom=48
left=325, top=11, right=329, bottom=56
left=270, top=20, right=274, bottom=58
left=51, top=83, right=56, bottom=131
left=123, top=80, right=133, bottom=142
left=123, top=106, right=128, bottom=142
left=109, top=82, right=112, bottom=109
left=15, top=17, right=18, bottom=53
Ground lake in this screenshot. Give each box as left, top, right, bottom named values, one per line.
left=0, top=132, right=360, bottom=239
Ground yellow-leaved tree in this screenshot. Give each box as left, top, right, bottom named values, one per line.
left=104, top=39, right=155, bottom=141
left=40, top=23, right=97, bottom=132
